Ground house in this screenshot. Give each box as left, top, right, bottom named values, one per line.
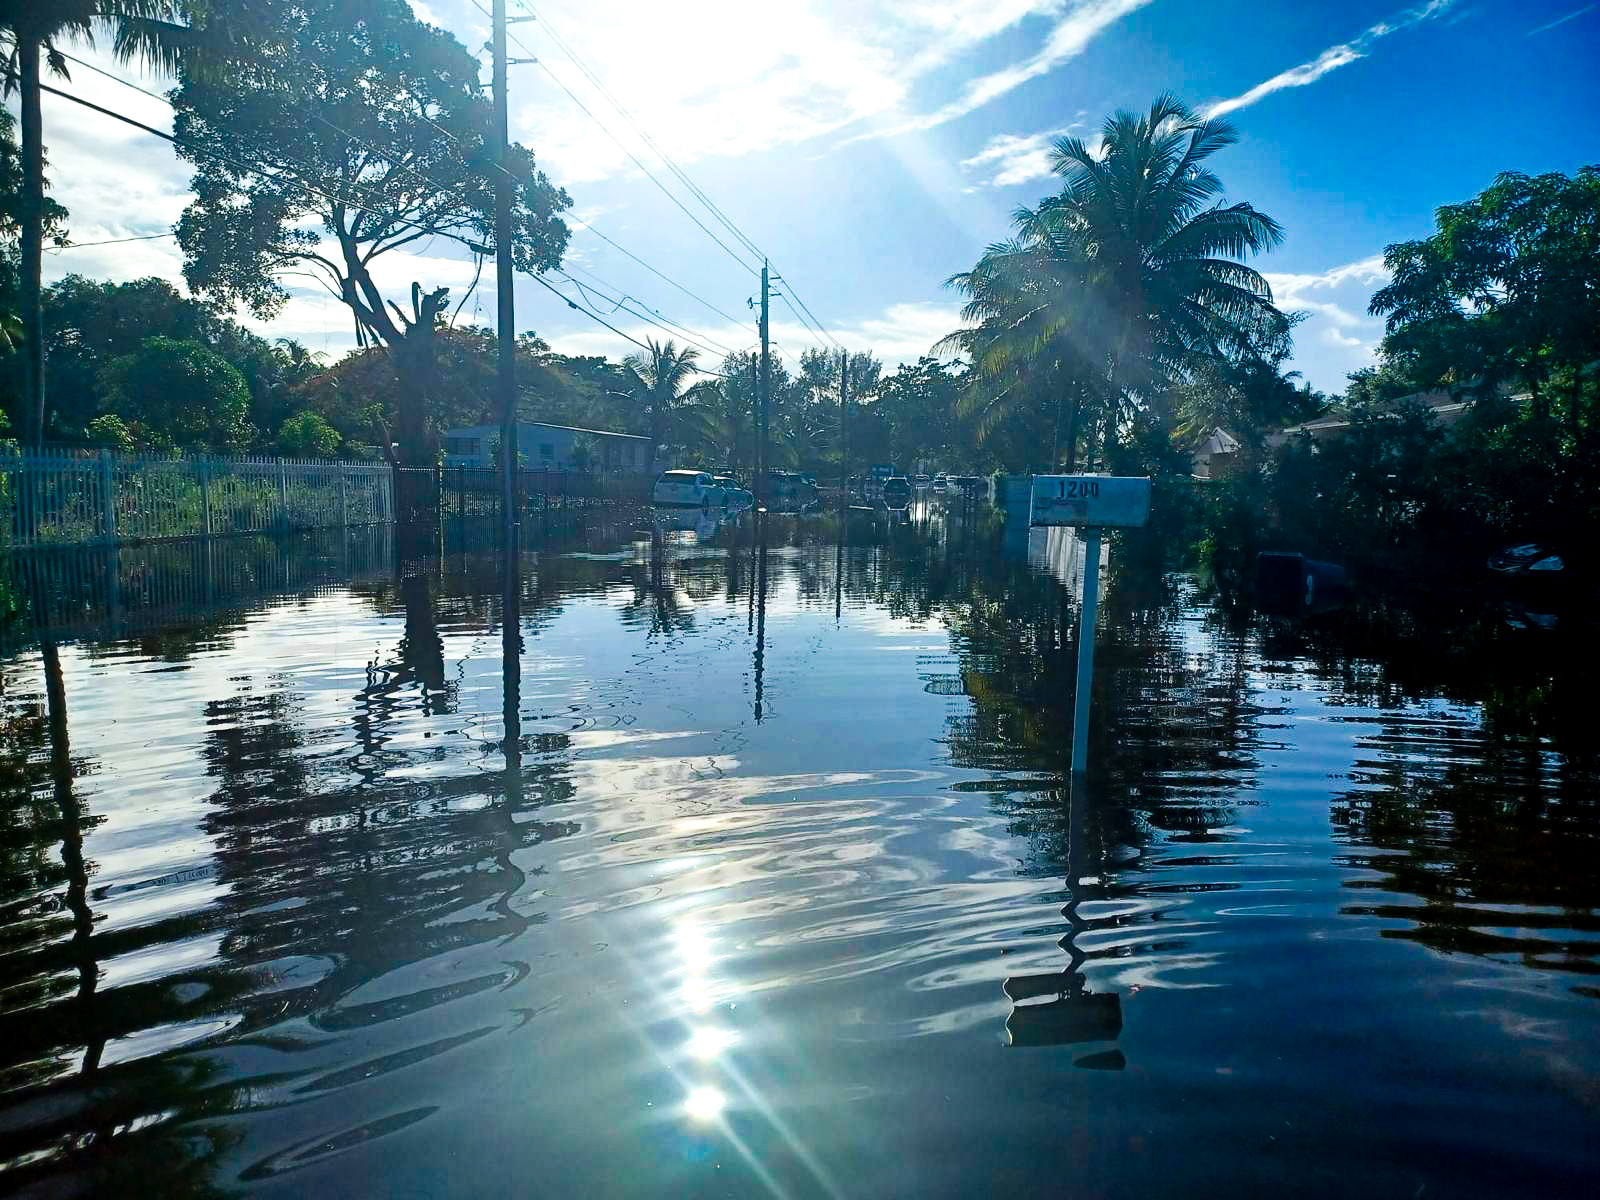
left=441, top=421, right=652, bottom=471
left=1191, top=427, right=1242, bottom=479
left=1267, top=390, right=1477, bottom=448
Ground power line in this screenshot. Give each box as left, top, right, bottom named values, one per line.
left=48, top=231, right=175, bottom=251
left=506, top=4, right=845, bottom=353
left=559, top=263, right=738, bottom=356
left=574, top=219, right=748, bottom=328
left=528, top=272, right=747, bottom=381
left=465, top=0, right=758, bottom=277
left=514, top=0, right=765, bottom=263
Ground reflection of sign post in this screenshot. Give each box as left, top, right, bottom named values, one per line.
left=1030, top=475, right=1152, bottom=776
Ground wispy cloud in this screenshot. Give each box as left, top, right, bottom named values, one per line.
left=844, top=0, right=1153, bottom=144
left=1265, top=254, right=1391, bottom=364
left=961, top=126, right=1073, bottom=188
left=1203, top=0, right=1457, bottom=120
left=1526, top=3, right=1596, bottom=35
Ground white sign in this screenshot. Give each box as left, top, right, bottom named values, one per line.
left=1029, top=475, right=1152, bottom=528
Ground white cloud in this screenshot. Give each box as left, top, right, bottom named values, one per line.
left=843, top=0, right=1152, bottom=145
left=1526, top=3, right=1596, bottom=36
left=1263, top=254, right=1391, bottom=311
left=1203, top=0, right=1457, bottom=119
left=512, top=0, right=1082, bottom=183
left=960, top=125, right=1103, bottom=188
left=1319, top=326, right=1364, bottom=350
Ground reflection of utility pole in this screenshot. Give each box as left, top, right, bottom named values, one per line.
left=836, top=349, right=849, bottom=624
left=753, top=515, right=769, bottom=721
left=44, top=642, right=103, bottom=1075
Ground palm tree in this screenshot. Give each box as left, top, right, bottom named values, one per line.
left=624, top=337, right=699, bottom=472
left=945, top=94, right=1287, bottom=464
left=1, top=2, right=190, bottom=446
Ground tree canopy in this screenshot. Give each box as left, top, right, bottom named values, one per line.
left=945, top=94, right=1288, bottom=469
left=171, top=0, right=571, bottom=464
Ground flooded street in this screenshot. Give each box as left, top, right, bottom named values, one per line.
left=1, top=511, right=1596, bottom=1198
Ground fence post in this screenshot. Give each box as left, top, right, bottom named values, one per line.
left=339, top=471, right=349, bottom=528
left=99, top=450, right=116, bottom=544
left=199, top=455, right=213, bottom=536
left=278, top=460, right=290, bottom=529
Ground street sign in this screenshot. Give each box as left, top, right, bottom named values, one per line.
left=1029, top=475, right=1151, bottom=528
left=1028, top=474, right=1151, bottom=776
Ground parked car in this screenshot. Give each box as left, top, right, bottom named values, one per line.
left=931, top=474, right=948, bottom=491
left=653, top=469, right=725, bottom=509
left=881, top=476, right=912, bottom=509
left=714, top=476, right=753, bottom=509
left=765, top=470, right=818, bottom=511
left=912, top=474, right=931, bottom=490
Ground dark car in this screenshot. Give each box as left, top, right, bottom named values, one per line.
left=881, top=476, right=912, bottom=509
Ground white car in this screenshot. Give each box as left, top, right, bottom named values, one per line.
left=652, top=470, right=726, bottom=509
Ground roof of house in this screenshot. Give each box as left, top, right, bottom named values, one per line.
left=445, top=421, right=649, bottom=441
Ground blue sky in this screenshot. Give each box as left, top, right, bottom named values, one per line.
left=33, top=0, right=1600, bottom=394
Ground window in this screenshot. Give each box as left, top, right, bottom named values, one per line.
left=444, top=436, right=480, bottom=456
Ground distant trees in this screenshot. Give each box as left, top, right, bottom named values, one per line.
left=171, top=0, right=570, bottom=465
left=13, top=274, right=321, bottom=448
left=945, top=94, right=1288, bottom=470
left=100, top=335, right=252, bottom=450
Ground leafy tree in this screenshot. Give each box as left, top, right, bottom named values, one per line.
left=0, top=0, right=193, bottom=446
left=277, top=408, right=339, bottom=457
left=1340, top=360, right=1420, bottom=411
left=83, top=411, right=133, bottom=450
left=30, top=274, right=313, bottom=444
left=1371, top=166, right=1600, bottom=440
left=864, top=357, right=969, bottom=470
left=1172, top=338, right=1324, bottom=450
left=172, top=0, right=570, bottom=465
left=946, top=94, right=1287, bottom=465
left=100, top=335, right=252, bottom=450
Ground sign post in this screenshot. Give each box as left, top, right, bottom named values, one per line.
left=1029, top=475, right=1152, bottom=777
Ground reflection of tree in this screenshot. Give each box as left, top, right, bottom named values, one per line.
left=1274, top=597, right=1600, bottom=980
left=1332, top=714, right=1600, bottom=979
left=0, top=646, right=238, bottom=1198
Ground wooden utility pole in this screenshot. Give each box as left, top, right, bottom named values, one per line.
left=758, top=261, right=770, bottom=509
left=492, top=0, right=517, bottom=547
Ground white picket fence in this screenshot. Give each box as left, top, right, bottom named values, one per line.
left=1, top=448, right=394, bottom=547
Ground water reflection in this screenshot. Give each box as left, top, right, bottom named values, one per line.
left=0, top=514, right=1595, bottom=1196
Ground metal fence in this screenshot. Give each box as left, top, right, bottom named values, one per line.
left=1, top=448, right=393, bottom=547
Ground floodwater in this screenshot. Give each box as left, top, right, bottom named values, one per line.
left=1, top=508, right=1596, bottom=1198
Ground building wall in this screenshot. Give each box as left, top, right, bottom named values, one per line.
left=442, top=424, right=650, bottom=471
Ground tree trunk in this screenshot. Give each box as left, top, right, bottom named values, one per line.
left=1062, top=393, right=1081, bottom=472
left=20, top=35, right=46, bottom=447
left=390, top=321, right=440, bottom=466
left=650, top=389, right=664, bottom=474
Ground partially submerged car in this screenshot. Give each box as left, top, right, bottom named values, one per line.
left=652, top=470, right=725, bottom=509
